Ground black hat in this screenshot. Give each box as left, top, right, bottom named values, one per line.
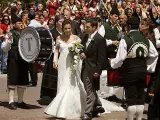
left=11, top=13, right=22, bottom=24
left=110, top=4, right=120, bottom=16
left=11, top=6, right=18, bottom=14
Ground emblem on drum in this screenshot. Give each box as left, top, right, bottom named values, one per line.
left=26, top=38, right=32, bottom=52
left=19, top=27, right=40, bottom=62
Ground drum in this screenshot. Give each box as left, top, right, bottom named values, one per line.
left=18, top=27, right=54, bottom=62
left=107, top=68, right=151, bottom=87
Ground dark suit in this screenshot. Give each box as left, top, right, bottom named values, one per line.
left=81, top=33, right=107, bottom=115
left=29, top=63, right=37, bottom=85
left=71, top=20, right=82, bottom=37
left=147, top=57, right=160, bottom=120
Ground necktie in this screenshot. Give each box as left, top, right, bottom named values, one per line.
left=86, top=35, right=92, bottom=48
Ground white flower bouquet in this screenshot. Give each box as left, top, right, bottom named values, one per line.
left=68, top=42, right=84, bottom=71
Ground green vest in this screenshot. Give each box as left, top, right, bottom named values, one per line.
left=103, top=21, right=119, bottom=41
left=122, top=30, right=150, bottom=73
left=8, top=29, right=21, bottom=60
left=11, top=29, right=20, bottom=47
left=103, top=22, right=120, bottom=58
left=124, top=30, right=149, bottom=58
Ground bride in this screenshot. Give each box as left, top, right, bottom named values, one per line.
left=44, top=19, right=87, bottom=119
left=44, top=19, right=124, bottom=119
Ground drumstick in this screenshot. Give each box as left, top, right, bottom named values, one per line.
left=3, top=0, right=17, bottom=13
left=150, top=0, right=160, bottom=16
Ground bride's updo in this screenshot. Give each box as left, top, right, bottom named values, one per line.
left=62, top=19, right=72, bottom=31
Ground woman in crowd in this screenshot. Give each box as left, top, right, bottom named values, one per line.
left=39, top=14, right=48, bottom=29
left=40, top=15, right=64, bottom=105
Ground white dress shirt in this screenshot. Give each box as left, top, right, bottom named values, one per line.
left=153, top=27, right=160, bottom=48
left=86, top=30, right=97, bottom=48
left=1, top=34, right=13, bottom=53
left=98, top=25, right=113, bottom=46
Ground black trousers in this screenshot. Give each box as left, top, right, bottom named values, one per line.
left=29, top=63, right=37, bottom=84
left=148, top=93, right=160, bottom=120
left=124, top=73, right=146, bottom=106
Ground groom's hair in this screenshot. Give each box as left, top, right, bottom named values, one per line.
left=86, top=18, right=98, bottom=29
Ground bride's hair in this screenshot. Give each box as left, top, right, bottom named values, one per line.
left=62, top=19, right=72, bottom=31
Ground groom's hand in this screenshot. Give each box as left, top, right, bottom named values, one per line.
left=93, top=73, right=100, bottom=79
left=81, top=53, right=86, bottom=59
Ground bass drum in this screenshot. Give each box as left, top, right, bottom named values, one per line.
left=18, top=27, right=54, bottom=62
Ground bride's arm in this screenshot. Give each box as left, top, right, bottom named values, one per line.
left=53, top=39, right=60, bottom=69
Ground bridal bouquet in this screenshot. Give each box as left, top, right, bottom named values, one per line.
left=68, top=42, right=84, bottom=71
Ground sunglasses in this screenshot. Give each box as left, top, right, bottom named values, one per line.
left=18, top=4, right=22, bottom=5
left=51, top=18, right=55, bottom=20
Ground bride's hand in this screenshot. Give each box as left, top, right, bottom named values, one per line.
left=53, top=62, right=58, bottom=70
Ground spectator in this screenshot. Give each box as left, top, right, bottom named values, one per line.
left=47, top=0, right=59, bottom=16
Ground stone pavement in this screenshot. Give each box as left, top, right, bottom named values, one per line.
left=0, top=74, right=147, bottom=120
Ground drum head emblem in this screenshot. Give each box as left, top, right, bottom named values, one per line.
left=19, top=27, right=40, bottom=62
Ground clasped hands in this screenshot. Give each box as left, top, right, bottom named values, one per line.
left=0, top=32, right=12, bottom=40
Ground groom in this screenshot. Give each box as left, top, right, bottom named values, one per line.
left=81, top=18, right=107, bottom=120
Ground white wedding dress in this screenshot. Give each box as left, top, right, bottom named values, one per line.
left=44, top=36, right=124, bottom=119
left=44, top=36, right=87, bottom=119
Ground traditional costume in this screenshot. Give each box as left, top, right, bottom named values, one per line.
left=110, top=16, right=158, bottom=120
left=1, top=13, right=30, bottom=110
left=98, top=5, right=121, bottom=100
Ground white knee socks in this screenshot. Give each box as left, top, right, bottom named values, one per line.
left=136, top=105, right=144, bottom=120
left=127, top=105, right=136, bottom=120
left=17, top=87, right=25, bottom=103
left=8, top=89, right=15, bottom=104
left=127, top=105, right=144, bottom=120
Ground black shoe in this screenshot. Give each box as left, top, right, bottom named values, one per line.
left=106, top=95, right=120, bottom=102
left=96, top=106, right=105, bottom=113
left=92, top=111, right=99, bottom=117
left=82, top=114, right=92, bottom=120
left=31, top=83, right=37, bottom=87
left=8, top=102, right=17, bottom=110
left=17, top=102, right=30, bottom=109
left=28, top=82, right=37, bottom=87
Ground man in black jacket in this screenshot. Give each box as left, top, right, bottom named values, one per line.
left=81, top=18, right=107, bottom=120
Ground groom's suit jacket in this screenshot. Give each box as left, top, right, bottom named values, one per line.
left=81, top=32, right=107, bottom=90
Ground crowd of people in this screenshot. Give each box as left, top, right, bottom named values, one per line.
left=1, top=0, right=160, bottom=120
